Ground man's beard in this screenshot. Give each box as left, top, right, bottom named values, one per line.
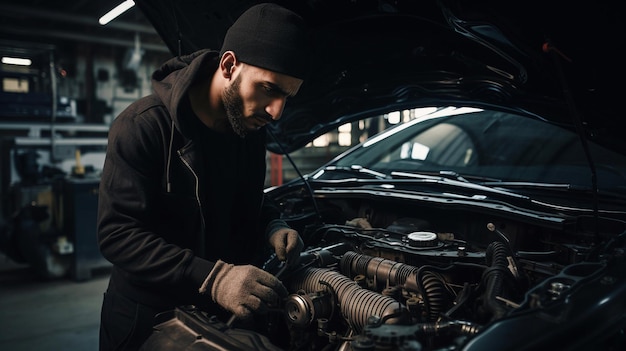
left=222, top=74, right=248, bottom=138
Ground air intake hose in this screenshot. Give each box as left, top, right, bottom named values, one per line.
left=288, top=267, right=409, bottom=332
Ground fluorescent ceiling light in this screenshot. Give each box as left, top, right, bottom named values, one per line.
left=2, top=57, right=32, bottom=66
left=99, top=0, right=135, bottom=25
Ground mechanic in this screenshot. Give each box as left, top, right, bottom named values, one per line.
left=97, top=3, right=308, bottom=350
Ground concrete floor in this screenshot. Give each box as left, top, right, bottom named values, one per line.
left=0, top=253, right=109, bottom=351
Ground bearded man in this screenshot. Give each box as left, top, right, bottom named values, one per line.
left=96, top=4, right=307, bottom=350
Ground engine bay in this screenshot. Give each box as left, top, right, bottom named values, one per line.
left=144, top=189, right=626, bottom=350
left=265, top=189, right=625, bottom=350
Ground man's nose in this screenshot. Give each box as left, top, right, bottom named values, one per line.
left=265, top=97, right=287, bottom=121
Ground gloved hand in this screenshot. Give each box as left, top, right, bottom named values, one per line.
left=268, top=228, right=304, bottom=265
left=199, top=260, right=288, bottom=320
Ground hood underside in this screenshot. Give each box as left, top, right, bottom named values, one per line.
left=136, top=0, right=625, bottom=154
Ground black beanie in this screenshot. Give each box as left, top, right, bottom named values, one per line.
left=220, top=3, right=309, bottom=79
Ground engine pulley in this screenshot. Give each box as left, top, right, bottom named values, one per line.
left=284, top=290, right=333, bottom=327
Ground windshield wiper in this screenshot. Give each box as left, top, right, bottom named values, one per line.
left=482, top=181, right=580, bottom=190
left=323, top=165, right=389, bottom=179
left=438, top=170, right=502, bottom=183
left=482, top=181, right=626, bottom=201
left=391, top=170, right=529, bottom=200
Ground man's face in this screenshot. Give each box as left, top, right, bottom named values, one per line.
left=222, top=64, right=303, bottom=138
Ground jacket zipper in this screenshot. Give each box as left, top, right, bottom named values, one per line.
left=178, top=150, right=207, bottom=256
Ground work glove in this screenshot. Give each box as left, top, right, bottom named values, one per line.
left=268, top=227, right=304, bottom=265
left=199, top=260, right=288, bottom=320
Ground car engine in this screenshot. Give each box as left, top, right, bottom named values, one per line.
left=143, top=190, right=626, bottom=351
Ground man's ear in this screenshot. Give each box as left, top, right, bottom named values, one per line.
left=220, top=51, right=237, bottom=79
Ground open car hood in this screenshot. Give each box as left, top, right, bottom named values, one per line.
left=136, top=0, right=625, bottom=154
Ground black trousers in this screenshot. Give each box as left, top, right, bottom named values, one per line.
left=99, top=285, right=165, bottom=351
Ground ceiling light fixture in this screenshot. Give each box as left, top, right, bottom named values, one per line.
left=2, top=57, right=32, bottom=66
left=99, top=0, right=136, bottom=25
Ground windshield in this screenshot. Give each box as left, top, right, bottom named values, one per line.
left=318, top=107, right=626, bottom=195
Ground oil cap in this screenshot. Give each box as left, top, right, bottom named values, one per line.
left=407, top=231, right=438, bottom=247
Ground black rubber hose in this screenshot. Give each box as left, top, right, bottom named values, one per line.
left=482, top=241, right=513, bottom=320
left=421, top=270, right=448, bottom=322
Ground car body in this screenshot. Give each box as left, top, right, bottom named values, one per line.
left=136, top=1, right=626, bottom=350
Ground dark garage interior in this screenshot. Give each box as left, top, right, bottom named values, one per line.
left=1, top=1, right=625, bottom=351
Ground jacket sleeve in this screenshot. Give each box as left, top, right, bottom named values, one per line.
left=97, top=105, right=212, bottom=287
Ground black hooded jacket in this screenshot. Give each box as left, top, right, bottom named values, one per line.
left=97, top=49, right=287, bottom=308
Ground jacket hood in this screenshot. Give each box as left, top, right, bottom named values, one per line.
left=151, top=49, right=219, bottom=137
left=136, top=0, right=625, bottom=155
